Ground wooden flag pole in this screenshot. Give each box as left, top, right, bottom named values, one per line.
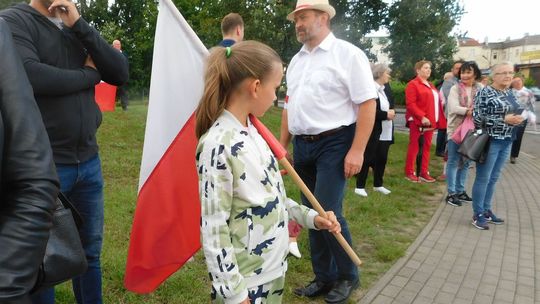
left=250, top=115, right=362, bottom=266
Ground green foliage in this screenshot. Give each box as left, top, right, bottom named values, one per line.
left=389, top=80, right=407, bottom=106
left=524, top=76, right=536, bottom=87
left=384, top=0, right=464, bottom=82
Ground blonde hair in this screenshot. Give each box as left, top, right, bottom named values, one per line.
left=195, top=41, right=282, bottom=138
left=414, top=60, right=431, bottom=71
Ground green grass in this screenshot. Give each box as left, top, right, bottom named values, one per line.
left=54, top=103, right=444, bottom=303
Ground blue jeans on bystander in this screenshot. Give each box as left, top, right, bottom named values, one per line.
left=446, top=139, right=470, bottom=195
left=31, top=154, right=104, bottom=304
left=471, top=139, right=512, bottom=216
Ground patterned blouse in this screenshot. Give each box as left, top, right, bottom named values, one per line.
left=474, top=85, right=520, bottom=140
left=196, top=110, right=317, bottom=303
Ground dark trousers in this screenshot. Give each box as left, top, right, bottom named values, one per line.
left=117, top=85, right=129, bottom=110
left=356, top=140, right=391, bottom=188
left=435, top=129, right=447, bottom=156
left=293, top=125, right=359, bottom=283
left=511, top=122, right=527, bottom=158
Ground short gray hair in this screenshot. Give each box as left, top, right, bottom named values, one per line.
left=490, top=61, right=513, bottom=77
left=372, top=63, right=391, bottom=80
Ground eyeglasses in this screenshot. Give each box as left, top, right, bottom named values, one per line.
left=494, top=71, right=514, bottom=76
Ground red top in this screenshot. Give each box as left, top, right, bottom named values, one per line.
left=405, top=77, right=447, bottom=129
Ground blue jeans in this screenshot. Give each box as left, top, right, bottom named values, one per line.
left=471, top=139, right=511, bottom=215
left=31, top=154, right=104, bottom=304
left=293, top=125, right=359, bottom=283
left=446, top=139, right=470, bottom=195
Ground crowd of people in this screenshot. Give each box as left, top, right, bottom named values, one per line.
left=0, top=0, right=536, bottom=303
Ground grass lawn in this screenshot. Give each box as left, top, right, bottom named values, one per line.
left=54, top=103, right=444, bottom=303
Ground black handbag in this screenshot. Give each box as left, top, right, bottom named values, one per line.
left=458, top=129, right=490, bottom=163
left=32, top=193, right=88, bottom=293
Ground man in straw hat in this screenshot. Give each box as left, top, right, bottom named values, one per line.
left=279, top=0, right=377, bottom=303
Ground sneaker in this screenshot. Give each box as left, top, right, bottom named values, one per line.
left=419, top=173, right=436, bottom=183
left=445, top=194, right=462, bottom=207
left=472, top=213, right=489, bottom=230
left=484, top=210, right=505, bottom=224
left=437, top=174, right=447, bottom=181
left=510, top=157, right=516, bottom=164
left=457, top=192, right=472, bottom=202
left=405, top=174, right=419, bottom=183
left=354, top=188, right=368, bottom=197
left=373, top=186, right=391, bottom=195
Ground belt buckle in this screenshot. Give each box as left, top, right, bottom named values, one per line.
left=304, top=135, right=317, bottom=141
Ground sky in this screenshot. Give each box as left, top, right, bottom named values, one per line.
left=457, top=0, right=539, bottom=42
left=369, top=0, right=539, bottom=42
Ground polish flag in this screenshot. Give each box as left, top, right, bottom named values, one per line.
left=124, top=0, right=209, bottom=293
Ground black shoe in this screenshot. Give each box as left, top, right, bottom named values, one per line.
left=324, top=278, right=359, bottom=303
left=457, top=192, right=472, bottom=202
left=294, top=280, right=334, bottom=298
left=445, top=194, right=462, bottom=207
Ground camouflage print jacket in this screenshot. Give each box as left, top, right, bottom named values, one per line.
left=196, top=110, right=318, bottom=303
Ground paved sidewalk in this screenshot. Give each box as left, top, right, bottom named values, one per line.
left=359, top=152, right=540, bottom=303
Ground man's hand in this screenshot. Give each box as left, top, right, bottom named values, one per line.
left=49, top=0, right=81, bottom=28
left=84, top=56, right=96, bottom=70
left=344, top=150, right=363, bottom=179
left=314, top=211, right=341, bottom=234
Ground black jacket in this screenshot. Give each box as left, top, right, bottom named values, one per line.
left=0, top=4, right=129, bottom=164
left=0, top=18, right=59, bottom=304
left=369, top=83, right=396, bottom=144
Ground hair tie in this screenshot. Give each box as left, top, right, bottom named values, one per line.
left=225, top=47, right=232, bottom=58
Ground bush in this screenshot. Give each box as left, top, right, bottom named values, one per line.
left=390, top=80, right=407, bottom=106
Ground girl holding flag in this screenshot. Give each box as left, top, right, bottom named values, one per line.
left=195, top=41, right=340, bottom=304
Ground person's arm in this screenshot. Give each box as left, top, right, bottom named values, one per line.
left=0, top=19, right=59, bottom=303
left=284, top=198, right=340, bottom=233
left=447, top=85, right=469, bottom=116
left=279, top=108, right=292, bottom=149
left=49, top=0, right=128, bottom=86
left=344, top=98, right=376, bottom=178
left=198, top=142, right=248, bottom=304
left=405, top=82, right=426, bottom=121
left=0, top=11, right=101, bottom=97
left=70, top=18, right=129, bottom=86
left=374, top=98, right=388, bottom=121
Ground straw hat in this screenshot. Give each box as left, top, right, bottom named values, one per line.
left=287, top=0, right=336, bottom=21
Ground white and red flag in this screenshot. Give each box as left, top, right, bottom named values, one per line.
left=124, top=0, right=208, bottom=293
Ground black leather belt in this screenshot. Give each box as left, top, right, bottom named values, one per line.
left=298, top=126, right=346, bottom=142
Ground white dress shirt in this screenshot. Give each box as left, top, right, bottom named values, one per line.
left=285, top=33, right=377, bottom=135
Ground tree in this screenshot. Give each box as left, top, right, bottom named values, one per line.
left=78, top=0, right=110, bottom=29
left=332, top=0, right=388, bottom=61
left=384, top=0, right=463, bottom=82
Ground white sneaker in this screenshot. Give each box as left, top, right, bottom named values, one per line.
left=373, top=186, right=391, bottom=195
left=354, top=188, right=368, bottom=197
left=289, top=242, right=301, bottom=258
